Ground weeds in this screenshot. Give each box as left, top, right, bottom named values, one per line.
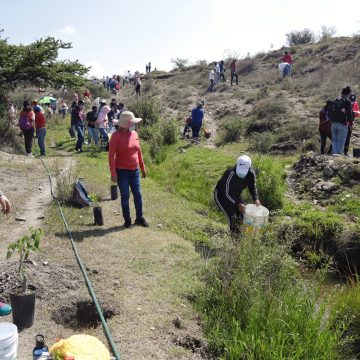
left=252, top=97, right=288, bottom=120
left=216, top=117, right=243, bottom=146
left=127, top=96, right=163, bottom=126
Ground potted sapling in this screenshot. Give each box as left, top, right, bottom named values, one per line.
left=6, top=227, right=42, bottom=330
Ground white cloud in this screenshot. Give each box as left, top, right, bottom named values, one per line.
left=85, top=60, right=108, bottom=78
left=59, top=25, right=77, bottom=35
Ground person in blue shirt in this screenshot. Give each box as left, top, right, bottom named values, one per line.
left=191, top=101, right=204, bottom=144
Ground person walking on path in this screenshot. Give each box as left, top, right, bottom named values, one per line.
left=344, top=94, right=360, bottom=156
left=282, top=51, right=293, bottom=76
left=108, top=111, right=149, bottom=228
left=18, top=100, right=35, bottom=157
left=97, top=105, right=111, bottom=143
left=329, top=86, right=353, bottom=156
left=71, top=103, right=85, bottom=153
left=214, top=62, right=220, bottom=85
left=230, top=60, right=238, bottom=85
left=86, top=105, right=99, bottom=147
left=208, top=69, right=215, bottom=92
left=214, top=155, right=261, bottom=233
left=219, top=60, right=225, bottom=82
left=319, top=102, right=332, bottom=155
left=148, top=62, right=151, bottom=73
left=191, top=101, right=204, bottom=144
left=0, top=190, right=12, bottom=316
left=34, top=105, right=46, bottom=156
left=134, top=76, right=141, bottom=96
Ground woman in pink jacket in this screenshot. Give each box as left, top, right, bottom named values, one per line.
left=97, top=105, right=111, bottom=142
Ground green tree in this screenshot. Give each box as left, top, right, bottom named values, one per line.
left=0, top=29, right=89, bottom=111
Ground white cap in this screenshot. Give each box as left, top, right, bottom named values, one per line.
left=236, top=155, right=251, bottom=177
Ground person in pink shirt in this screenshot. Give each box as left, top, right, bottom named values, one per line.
left=108, top=111, right=149, bottom=228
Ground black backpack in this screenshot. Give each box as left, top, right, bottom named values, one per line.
left=326, top=97, right=346, bottom=124
left=72, top=180, right=92, bottom=208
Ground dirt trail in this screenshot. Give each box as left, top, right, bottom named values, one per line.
left=0, top=150, right=206, bottom=359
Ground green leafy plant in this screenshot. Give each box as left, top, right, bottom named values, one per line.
left=6, top=228, right=43, bottom=293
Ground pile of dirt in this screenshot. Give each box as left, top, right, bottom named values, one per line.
left=289, top=152, right=360, bottom=203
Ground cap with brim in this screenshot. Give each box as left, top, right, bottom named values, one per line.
left=118, top=111, right=142, bottom=129
left=236, top=155, right=251, bottom=177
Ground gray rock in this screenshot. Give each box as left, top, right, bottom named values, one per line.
left=321, top=181, right=339, bottom=192
left=323, top=166, right=334, bottom=178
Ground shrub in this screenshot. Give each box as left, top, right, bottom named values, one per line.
left=248, top=132, right=275, bottom=154
left=237, top=57, right=256, bottom=75
left=171, top=58, right=189, bottom=70
left=127, top=96, right=163, bottom=126
left=0, top=116, right=20, bottom=151
left=86, top=83, right=108, bottom=100
left=252, top=156, right=285, bottom=210
left=197, top=236, right=344, bottom=359
left=245, top=117, right=278, bottom=135
left=216, top=117, right=243, bottom=146
left=252, top=97, right=288, bottom=120
left=286, top=28, right=316, bottom=45
left=331, top=282, right=360, bottom=358
left=318, top=25, right=336, bottom=41
left=54, top=161, right=78, bottom=204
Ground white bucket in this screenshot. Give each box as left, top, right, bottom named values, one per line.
left=0, top=323, right=18, bottom=360
left=243, top=204, right=269, bottom=228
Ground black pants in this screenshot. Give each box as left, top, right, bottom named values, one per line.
left=209, top=79, right=214, bottom=92
left=23, top=127, right=34, bottom=154
left=214, top=188, right=242, bottom=231
left=231, top=71, right=238, bottom=85
left=319, top=131, right=332, bottom=155
left=220, top=72, right=225, bottom=81
left=344, top=126, right=352, bottom=155
left=135, top=84, right=141, bottom=95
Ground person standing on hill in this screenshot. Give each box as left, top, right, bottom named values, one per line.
left=191, top=101, right=204, bottom=144
left=319, top=102, right=332, bottom=155
left=148, top=62, right=151, bottom=73
left=19, top=100, right=35, bottom=157
left=214, top=62, right=220, bottom=85
left=328, top=86, right=353, bottom=156
left=71, top=103, right=85, bottom=153
left=134, top=76, right=141, bottom=96
left=108, top=111, right=149, bottom=228
left=230, top=60, right=238, bottom=85
left=219, top=60, right=225, bottom=82
left=208, top=69, right=215, bottom=92
left=214, top=155, right=261, bottom=233
left=282, top=51, right=293, bottom=76
left=97, top=105, right=111, bottom=143
left=34, top=105, right=46, bottom=156
left=86, top=105, right=99, bottom=147
left=344, top=94, right=360, bottom=156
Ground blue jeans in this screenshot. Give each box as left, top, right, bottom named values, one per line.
left=36, top=128, right=46, bottom=155
left=87, top=127, right=99, bottom=145
left=331, top=122, right=348, bottom=155
left=191, top=122, right=202, bottom=138
left=283, top=64, right=290, bottom=78
left=99, top=128, right=108, bottom=142
left=75, top=125, right=84, bottom=150
left=116, top=168, right=143, bottom=221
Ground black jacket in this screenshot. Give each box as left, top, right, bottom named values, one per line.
left=215, top=167, right=258, bottom=206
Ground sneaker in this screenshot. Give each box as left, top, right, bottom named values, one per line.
left=0, top=302, right=11, bottom=316
left=135, top=217, right=149, bottom=227
left=26, top=153, right=35, bottom=158
left=333, top=154, right=340, bottom=157
left=124, top=219, right=132, bottom=228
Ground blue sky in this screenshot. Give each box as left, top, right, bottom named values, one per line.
left=1, top=0, right=360, bottom=77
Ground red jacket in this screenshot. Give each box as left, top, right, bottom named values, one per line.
left=282, top=54, right=293, bottom=64
left=108, top=130, right=145, bottom=178
left=35, top=112, right=46, bottom=129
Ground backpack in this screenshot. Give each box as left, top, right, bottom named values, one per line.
left=326, top=98, right=346, bottom=124
left=72, top=180, right=92, bottom=208
left=19, top=113, right=32, bottom=130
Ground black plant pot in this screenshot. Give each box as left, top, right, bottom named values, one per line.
left=353, top=148, right=360, bottom=158
left=10, top=285, right=36, bottom=330
left=110, top=185, right=118, bottom=200
left=93, top=206, right=104, bottom=226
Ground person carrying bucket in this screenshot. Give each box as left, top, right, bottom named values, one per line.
left=214, top=155, right=261, bottom=233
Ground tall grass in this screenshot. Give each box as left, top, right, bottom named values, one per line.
left=196, top=235, right=346, bottom=359
left=216, top=117, right=243, bottom=146
left=127, top=96, right=163, bottom=126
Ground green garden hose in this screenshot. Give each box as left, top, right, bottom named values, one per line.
left=39, top=157, right=121, bottom=360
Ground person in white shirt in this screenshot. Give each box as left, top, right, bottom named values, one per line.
left=278, top=62, right=291, bottom=79
left=209, top=69, right=215, bottom=92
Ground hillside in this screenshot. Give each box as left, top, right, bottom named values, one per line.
left=1, top=35, right=360, bottom=359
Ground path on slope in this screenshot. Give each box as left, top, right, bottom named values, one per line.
left=0, top=149, right=206, bottom=360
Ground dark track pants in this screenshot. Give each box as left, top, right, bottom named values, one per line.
left=214, top=188, right=242, bottom=231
